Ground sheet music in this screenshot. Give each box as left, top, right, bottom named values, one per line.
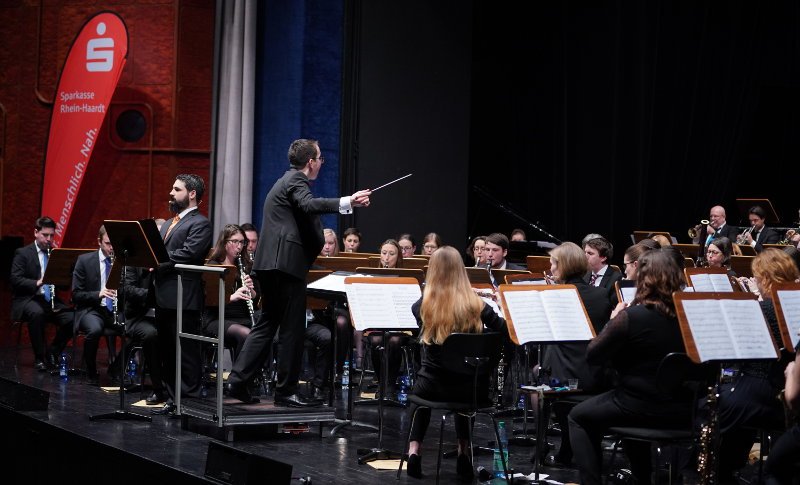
left=511, top=279, right=547, bottom=285
left=689, top=273, right=734, bottom=292
left=502, top=288, right=593, bottom=343
left=307, top=273, right=372, bottom=293
left=344, top=283, right=420, bottom=331
left=776, top=290, right=800, bottom=349
left=620, top=287, right=637, bottom=303
left=682, top=299, right=777, bottom=362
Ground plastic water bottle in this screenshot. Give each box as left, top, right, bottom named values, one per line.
left=493, top=421, right=509, bottom=479
left=341, top=361, right=350, bottom=386
left=59, top=352, right=68, bottom=381
left=127, top=356, right=137, bottom=382
left=517, top=393, right=527, bottom=411
left=397, top=374, right=408, bottom=404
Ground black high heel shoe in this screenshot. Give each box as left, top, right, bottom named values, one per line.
left=406, top=453, right=422, bottom=479
left=456, top=453, right=473, bottom=481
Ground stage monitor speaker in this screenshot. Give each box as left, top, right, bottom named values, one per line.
left=205, top=441, right=292, bottom=485
left=0, top=376, right=50, bottom=411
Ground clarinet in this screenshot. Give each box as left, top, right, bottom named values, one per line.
left=237, top=255, right=256, bottom=327
left=46, top=246, right=55, bottom=310
left=109, top=255, right=122, bottom=326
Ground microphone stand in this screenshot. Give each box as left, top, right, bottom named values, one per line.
left=90, top=249, right=151, bottom=422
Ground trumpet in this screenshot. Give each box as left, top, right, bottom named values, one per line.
left=779, top=228, right=798, bottom=245
left=736, top=225, right=755, bottom=245
left=688, top=220, right=710, bottom=239
left=236, top=255, right=256, bottom=327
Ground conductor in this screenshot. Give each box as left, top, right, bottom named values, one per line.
left=226, top=138, right=371, bottom=406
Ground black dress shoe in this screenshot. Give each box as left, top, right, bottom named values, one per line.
left=34, top=360, right=48, bottom=372
left=456, top=453, right=473, bottom=481
left=543, top=454, right=572, bottom=468
left=151, top=401, right=176, bottom=415
left=406, top=453, right=422, bottom=479
left=225, top=383, right=260, bottom=404
left=274, top=393, right=322, bottom=408
left=146, top=390, right=166, bottom=405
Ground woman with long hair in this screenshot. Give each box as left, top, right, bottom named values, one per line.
left=203, top=224, right=259, bottom=360
left=568, top=250, right=691, bottom=485
left=321, top=228, right=339, bottom=257
left=405, top=246, right=507, bottom=480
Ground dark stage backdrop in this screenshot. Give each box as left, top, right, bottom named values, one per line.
left=467, top=1, right=800, bottom=263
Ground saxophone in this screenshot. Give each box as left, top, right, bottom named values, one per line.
left=237, top=255, right=256, bottom=327
left=697, top=383, right=719, bottom=485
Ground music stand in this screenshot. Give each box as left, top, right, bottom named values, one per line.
left=632, top=231, right=673, bottom=243
left=89, top=219, right=167, bottom=422
left=735, top=198, right=780, bottom=225
left=344, top=277, right=421, bottom=465
left=43, top=248, right=95, bottom=376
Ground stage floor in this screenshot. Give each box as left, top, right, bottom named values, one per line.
left=0, top=343, right=769, bottom=485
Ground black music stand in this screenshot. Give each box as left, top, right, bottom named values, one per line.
left=43, top=248, right=95, bottom=376
left=89, top=219, right=167, bottom=422
left=735, top=198, right=780, bottom=225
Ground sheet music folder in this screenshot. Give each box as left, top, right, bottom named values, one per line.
left=673, top=292, right=778, bottom=364
left=343, top=277, right=421, bottom=332
left=103, top=219, right=169, bottom=289
left=496, top=284, right=595, bottom=345
left=771, top=282, right=800, bottom=351
left=42, top=248, right=96, bottom=286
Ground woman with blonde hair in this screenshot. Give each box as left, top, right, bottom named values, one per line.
left=715, top=248, right=800, bottom=481
left=404, top=246, right=507, bottom=480
left=321, top=228, right=339, bottom=257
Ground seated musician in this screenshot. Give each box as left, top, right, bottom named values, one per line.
left=764, top=340, right=800, bottom=484
left=367, top=239, right=406, bottom=396
left=541, top=242, right=613, bottom=468
left=621, top=243, right=655, bottom=282
left=342, top=227, right=362, bottom=253
left=739, top=205, right=781, bottom=253
left=693, top=205, right=739, bottom=246
left=568, top=250, right=691, bottom=485
left=714, top=249, right=800, bottom=483
left=582, top=235, right=622, bottom=290
left=485, top=232, right=525, bottom=270
left=404, top=246, right=508, bottom=480
left=398, top=233, right=417, bottom=259
left=320, top=228, right=339, bottom=257
left=465, top=235, right=487, bottom=267
left=239, top=222, right=259, bottom=259
left=705, top=236, right=737, bottom=276
left=510, top=228, right=526, bottom=242
left=421, top=232, right=442, bottom=256
left=202, top=224, right=259, bottom=361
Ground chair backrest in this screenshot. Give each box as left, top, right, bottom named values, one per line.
left=656, top=352, right=711, bottom=395
left=440, top=332, right=502, bottom=377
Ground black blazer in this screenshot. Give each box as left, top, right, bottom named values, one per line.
left=9, top=242, right=69, bottom=320
left=72, top=250, right=107, bottom=312
left=752, top=226, right=781, bottom=253
left=712, top=223, right=739, bottom=242
left=583, top=266, right=623, bottom=290
left=154, top=209, right=213, bottom=311
left=253, top=169, right=341, bottom=280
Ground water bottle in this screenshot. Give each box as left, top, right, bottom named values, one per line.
left=341, top=361, right=350, bottom=386
left=127, top=356, right=137, bottom=382
left=517, top=393, right=527, bottom=411
left=59, top=352, right=68, bottom=381
left=397, top=374, right=408, bottom=404
left=493, top=421, right=509, bottom=479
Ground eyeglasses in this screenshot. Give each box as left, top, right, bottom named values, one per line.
left=313, top=156, right=325, bottom=163
left=423, top=244, right=438, bottom=250
left=226, top=239, right=245, bottom=246
left=706, top=249, right=721, bottom=256
left=623, top=260, right=636, bottom=266
left=400, top=247, right=414, bottom=252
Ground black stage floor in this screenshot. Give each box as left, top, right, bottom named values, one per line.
left=0, top=343, right=769, bottom=485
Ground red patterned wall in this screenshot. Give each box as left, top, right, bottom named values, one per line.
left=0, top=1, right=215, bottom=341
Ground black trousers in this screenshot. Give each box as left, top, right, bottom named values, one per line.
left=122, top=316, right=162, bottom=391
left=19, top=297, right=73, bottom=362
left=407, top=374, right=486, bottom=443
left=77, top=308, right=117, bottom=375
left=155, top=308, right=202, bottom=399
left=229, top=270, right=306, bottom=397
left=569, top=390, right=690, bottom=485
left=764, top=424, right=800, bottom=485
left=304, top=322, right=331, bottom=389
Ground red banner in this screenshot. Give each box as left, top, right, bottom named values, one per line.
left=41, top=12, right=128, bottom=248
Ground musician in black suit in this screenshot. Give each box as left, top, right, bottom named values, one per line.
left=484, top=232, right=526, bottom=270
left=9, top=216, right=74, bottom=371
left=739, top=205, right=781, bottom=253
left=151, top=174, right=213, bottom=415
left=225, top=138, right=371, bottom=407
left=542, top=241, right=614, bottom=468
left=582, top=235, right=623, bottom=290
left=706, top=205, right=739, bottom=244
left=72, top=225, right=119, bottom=385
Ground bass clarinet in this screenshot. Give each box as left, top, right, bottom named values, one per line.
left=237, top=255, right=257, bottom=327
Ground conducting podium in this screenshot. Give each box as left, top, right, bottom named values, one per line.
left=89, top=219, right=169, bottom=422
left=497, top=283, right=596, bottom=481
left=343, top=276, right=421, bottom=465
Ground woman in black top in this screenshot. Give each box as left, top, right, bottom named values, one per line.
left=202, top=224, right=259, bottom=361
left=568, top=250, right=690, bottom=485
left=404, top=246, right=507, bottom=480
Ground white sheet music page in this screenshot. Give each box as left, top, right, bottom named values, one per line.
left=344, top=283, right=420, bottom=331
left=541, top=289, right=594, bottom=341
left=722, top=299, right=778, bottom=360
left=502, top=290, right=554, bottom=343
left=620, top=287, right=637, bottom=303
left=776, top=290, right=800, bottom=349
left=681, top=299, right=736, bottom=362
left=709, top=273, right=735, bottom=292
left=308, top=273, right=371, bottom=293
left=689, top=273, right=733, bottom=292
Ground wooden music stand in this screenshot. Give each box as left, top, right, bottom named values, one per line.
left=730, top=255, right=755, bottom=278
left=400, top=257, right=428, bottom=270
left=306, top=269, right=333, bottom=311
left=337, top=251, right=379, bottom=258
left=466, top=267, right=493, bottom=289
left=771, top=282, right=800, bottom=351
left=734, top=243, right=757, bottom=257
left=736, top=198, right=780, bottom=225
left=526, top=255, right=551, bottom=274
left=313, top=256, right=369, bottom=273
left=354, top=267, right=425, bottom=286
left=763, top=244, right=789, bottom=251
left=632, top=231, right=673, bottom=243
left=344, top=277, right=421, bottom=464
left=615, top=280, right=637, bottom=304
left=202, top=264, right=238, bottom=304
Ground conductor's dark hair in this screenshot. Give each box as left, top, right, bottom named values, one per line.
left=485, top=233, right=509, bottom=251
left=35, top=216, right=56, bottom=231
left=288, top=138, right=319, bottom=169
left=176, top=174, right=206, bottom=202
left=748, top=205, right=767, bottom=220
